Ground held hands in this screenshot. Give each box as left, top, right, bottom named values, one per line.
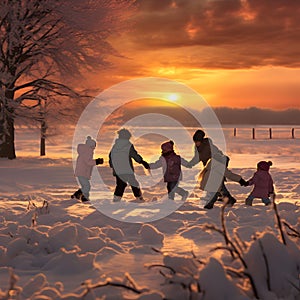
left=239, top=178, right=249, bottom=186
left=141, top=160, right=150, bottom=169
left=95, top=158, right=104, bottom=165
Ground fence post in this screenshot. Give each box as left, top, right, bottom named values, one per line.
left=292, top=128, right=295, bottom=139
left=269, top=128, right=272, bottom=139
left=252, top=128, right=255, bottom=139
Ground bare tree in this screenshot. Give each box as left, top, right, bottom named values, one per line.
left=0, top=0, right=135, bottom=159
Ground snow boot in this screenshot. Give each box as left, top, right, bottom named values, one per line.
left=204, top=201, right=214, bottom=209
left=226, top=196, right=236, bottom=207
left=81, top=195, right=90, bottom=202
left=113, top=195, right=122, bottom=202
left=71, top=189, right=82, bottom=200
left=216, top=192, right=223, bottom=201
left=130, top=196, right=145, bottom=203
left=245, top=197, right=253, bottom=206
left=203, top=192, right=218, bottom=209
left=181, top=190, right=189, bottom=201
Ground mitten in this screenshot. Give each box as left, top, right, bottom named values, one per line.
left=96, top=158, right=104, bottom=165
left=239, top=178, right=248, bottom=186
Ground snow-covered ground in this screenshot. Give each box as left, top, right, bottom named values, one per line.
left=0, top=127, right=299, bottom=299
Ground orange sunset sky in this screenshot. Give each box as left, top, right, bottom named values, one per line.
left=92, top=0, right=300, bottom=110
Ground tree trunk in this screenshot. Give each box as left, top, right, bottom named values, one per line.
left=0, top=112, right=16, bottom=159
left=40, top=120, right=47, bottom=156
left=0, top=87, right=16, bottom=159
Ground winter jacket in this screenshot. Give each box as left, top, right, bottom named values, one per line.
left=189, top=138, right=227, bottom=167
left=109, top=138, right=143, bottom=176
left=74, top=144, right=96, bottom=179
left=199, top=157, right=241, bottom=192
left=150, top=151, right=189, bottom=182
left=248, top=170, right=274, bottom=198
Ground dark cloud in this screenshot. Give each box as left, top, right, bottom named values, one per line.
left=128, top=0, right=300, bottom=68
left=136, top=0, right=174, bottom=11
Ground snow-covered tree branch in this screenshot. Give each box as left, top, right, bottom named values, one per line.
left=0, top=0, right=135, bottom=158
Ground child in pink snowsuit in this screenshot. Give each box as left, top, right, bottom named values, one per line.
left=245, top=161, right=274, bottom=206
left=73, top=136, right=103, bottom=202
left=149, top=140, right=189, bottom=201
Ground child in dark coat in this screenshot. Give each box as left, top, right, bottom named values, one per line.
left=109, top=128, right=150, bottom=202
left=245, top=161, right=274, bottom=206
left=149, top=140, right=189, bottom=201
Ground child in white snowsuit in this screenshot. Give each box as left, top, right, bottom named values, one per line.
left=188, top=129, right=247, bottom=209
left=73, top=136, right=103, bottom=202
left=149, top=140, right=189, bottom=201
left=198, top=155, right=246, bottom=208
left=245, top=161, right=274, bottom=206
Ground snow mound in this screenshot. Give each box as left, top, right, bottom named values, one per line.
left=244, top=232, right=300, bottom=299
left=199, top=258, right=246, bottom=300
left=138, top=224, right=164, bottom=245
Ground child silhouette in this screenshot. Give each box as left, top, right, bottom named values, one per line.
left=149, top=140, right=189, bottom=201
left=73, top=136, right=103, bottom=202
left=245, top=161, right=274, bottom=206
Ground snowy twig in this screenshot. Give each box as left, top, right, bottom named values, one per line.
left=282, top=221, right=300, bottom=238
left=272, top=197, right=286, bottom=245
left=158, top=270, right=168, bottom=278
left=258, top=240, right=271, bottom=291
left=31, top=212, right=37, bottom=227
left=80, top=278, right=145, bottom=299
left=233, top=236, right=244, bottom=254
left=202, top=223, right=223, bottom=235
left=191, top=249, right=197, bottom=258
left=221, top=205, right=231, bottom=247
left=27, top=199, right=37, bottom=210
left=242, top=271, right=259, bottom=299
left=202, top=223, right=247, bottom=269
left=33, top=199, right=50, bottom=214
left=27, top=198, right=50, bottom=227
left=233, top=230, right=248, bottom=251
left=202, top=209, right=260, bottom=299
left=151, top=247, right=162, bottom=253
left=124, top=272, right=139, bottom=291
left=40, top=200, right=50, bottom=214
left=191, top=249, right=206, bottom=265
left=226, top=267, right=245, bottom=279
left=146, top=264, right=176, bottom=274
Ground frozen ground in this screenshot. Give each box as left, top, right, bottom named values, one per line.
left=0, top=128, right=299, bottom=299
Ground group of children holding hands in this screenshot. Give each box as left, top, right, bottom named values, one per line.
left=73, top=129, right=275, bottom=209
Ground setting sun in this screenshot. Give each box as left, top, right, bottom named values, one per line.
left=167, top=93, right=179, bottom=102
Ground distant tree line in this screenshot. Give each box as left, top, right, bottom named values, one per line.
left=214, top=107, right=300, bottom=125
left=105, top=104, right=300, bottom=128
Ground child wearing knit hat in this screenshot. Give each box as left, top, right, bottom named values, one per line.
left=72, top=136, right=104, bottom=202
left=109, top=128, right=150, bottom=202
left=149, top=140, right=190, bottom=201
left=245, top=161, right=274, bottom=206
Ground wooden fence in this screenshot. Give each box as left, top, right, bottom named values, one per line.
left=232, top=127, right=299, bottom=139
